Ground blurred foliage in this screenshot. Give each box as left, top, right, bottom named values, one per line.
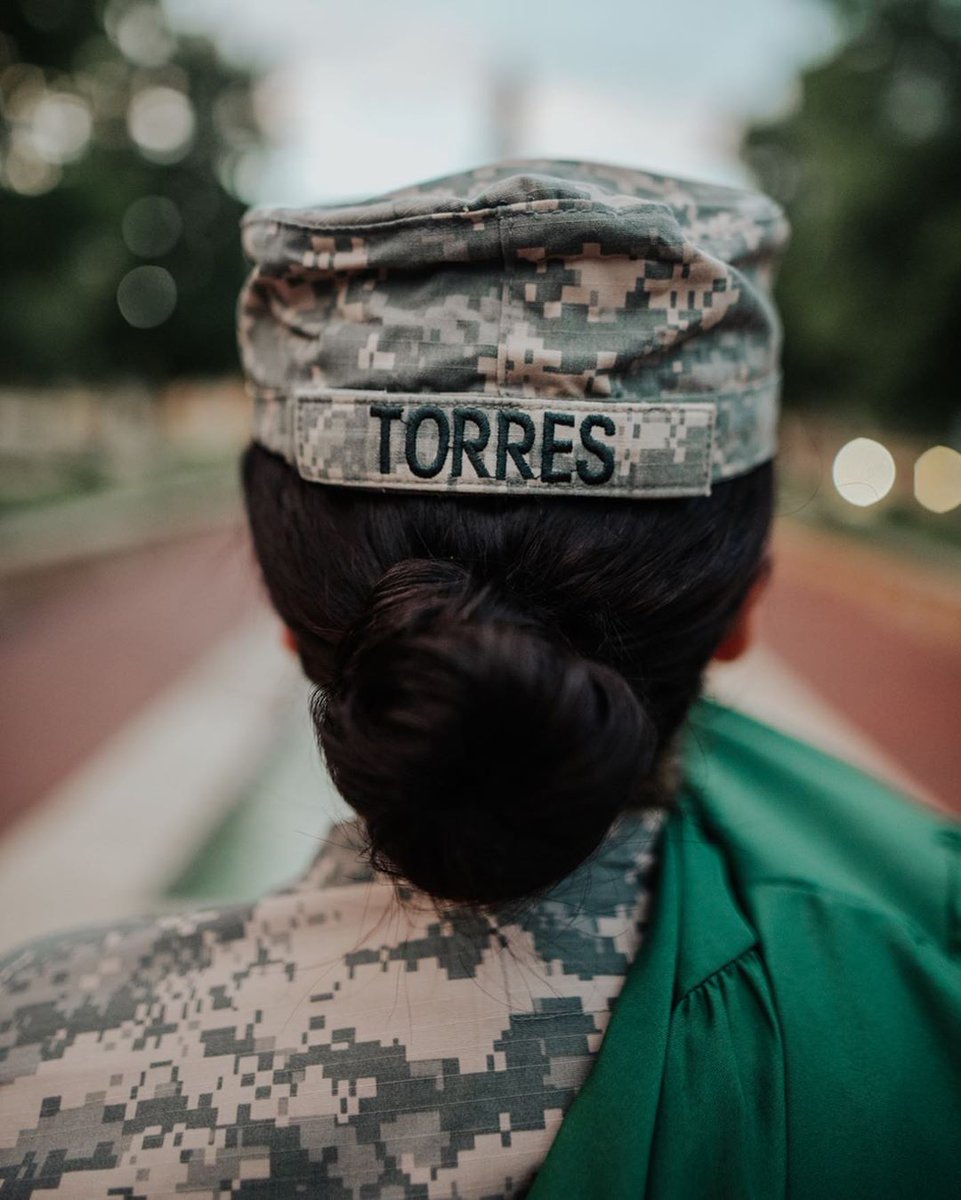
left=742, top=0, right=961, bottom=438
left=0, top=0, right=261, bottom=383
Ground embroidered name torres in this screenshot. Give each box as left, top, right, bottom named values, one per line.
left=286, top=391, right=718, bottom=499
left=373, top=402, right=623, bottom=484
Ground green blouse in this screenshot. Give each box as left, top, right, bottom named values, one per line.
left=531, top=699, right=961, bottom=1199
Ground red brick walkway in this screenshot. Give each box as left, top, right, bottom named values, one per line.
left=0, top=524, right=265, bottom=834
left=762, top=522, right=960, bottom=813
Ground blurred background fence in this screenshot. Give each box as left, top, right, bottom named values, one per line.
left=1, top=0, right=959, bottom=949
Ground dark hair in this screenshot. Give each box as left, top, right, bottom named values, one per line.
left=242, top=443, right=773, bottom=905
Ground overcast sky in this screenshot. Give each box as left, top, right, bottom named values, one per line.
left=163, top=0, right=841, bottom=205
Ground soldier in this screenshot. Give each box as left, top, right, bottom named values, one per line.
left=2, top=161, right=960, bottom=1198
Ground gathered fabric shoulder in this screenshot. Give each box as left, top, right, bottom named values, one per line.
left=530, top=701, right=961, bottom=1200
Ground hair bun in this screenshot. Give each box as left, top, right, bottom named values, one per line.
left=316, top=559, right=657, bottom=905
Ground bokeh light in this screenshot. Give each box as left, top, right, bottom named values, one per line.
left=832, top=437, right=896, bottom=507
left=4, top=139, right=61, bottom=195
left=215, top=147, right=266, bottom=203
left=122, top=195, right=182, bottom=256
left=883, top=64, right=949, bottom=143
left=29, top=92, right=92, bottom=164
left=127, top=86, right=195, bottom=162
left=116, top=265, right=177, bottom=328
left=2, top=63, right=46, bottom=112
left=914, top=445, right=961, bottom=514
left=111, top=2, right=175, bottom=68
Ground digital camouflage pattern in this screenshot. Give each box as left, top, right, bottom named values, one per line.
left=0, top=808, right=665, bottom=1198
left=240, top=159, right=788, bottom=499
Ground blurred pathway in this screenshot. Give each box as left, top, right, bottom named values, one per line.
left=0, top=615, right=301, bottom=954
left=0, top=523, right=261, bottom=833
left=762, top=522, right=961, bottom=807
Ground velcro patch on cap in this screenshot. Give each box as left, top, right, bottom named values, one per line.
left=279, top=390, right=716, bottom=498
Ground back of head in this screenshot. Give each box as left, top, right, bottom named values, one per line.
left=243, top=452, right=774, bottom=905
left=238, top=158, right=786, bottom=907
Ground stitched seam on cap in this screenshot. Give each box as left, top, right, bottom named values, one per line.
left=258, top=376, right=780, bottom=404
left=242, top=198, right=685, bottom=238
left=290, top=475, right=715, bottom=499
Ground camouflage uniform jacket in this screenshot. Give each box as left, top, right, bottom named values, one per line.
left=0, top=809, right=665, bottom=1199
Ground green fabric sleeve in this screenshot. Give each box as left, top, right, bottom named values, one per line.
left=647, top=947, right=786, bottom=1200
left=754, top=884, right=961, bottom=1198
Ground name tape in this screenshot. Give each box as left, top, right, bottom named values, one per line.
left=255, top=390, right=720, bottom=498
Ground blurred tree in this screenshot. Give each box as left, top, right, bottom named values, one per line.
left=0, top=0, right=262, bottom=383
left=742, top=0, right=961, bottom=437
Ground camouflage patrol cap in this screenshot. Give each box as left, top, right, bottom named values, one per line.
left=239, top=159, right=789, bottom=499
